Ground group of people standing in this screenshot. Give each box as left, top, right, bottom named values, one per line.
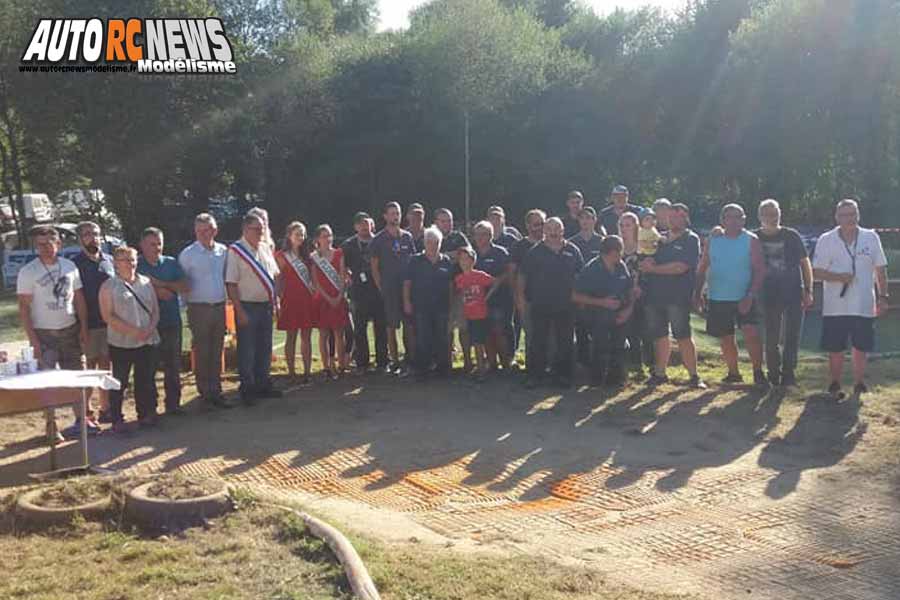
left=15, top=186, right=890, bottom=437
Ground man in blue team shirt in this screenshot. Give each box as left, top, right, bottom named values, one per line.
left=599, top=185, right=645, bottom=236
left=137, top=227, right=189, bottom=416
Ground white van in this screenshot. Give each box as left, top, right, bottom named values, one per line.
left=0, top=193, right=54, bottom=229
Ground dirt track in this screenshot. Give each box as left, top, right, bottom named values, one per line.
left=2, top=370, right=899, bottom=599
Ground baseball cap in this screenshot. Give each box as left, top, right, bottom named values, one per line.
left=353, top=211, right=371, bottom=224
left=487, top=205, right=505, bottom=217
left=612, top=185, right=629, bottom=195
left=408, top=202, right=425, bottom=214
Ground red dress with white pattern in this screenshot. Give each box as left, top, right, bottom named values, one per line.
left=275, top=250, right=318, bottom=330
left=312, top=248, right=350, bottom=329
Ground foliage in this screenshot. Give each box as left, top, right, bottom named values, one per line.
left=1, top=0, right=899, bottom=242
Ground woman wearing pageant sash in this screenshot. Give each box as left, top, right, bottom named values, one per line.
left=311, top=224, right=351, bottom=379
left=275, top=222, right=318, bottom=384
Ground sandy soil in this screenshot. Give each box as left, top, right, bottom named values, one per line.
left=1, top=366, right=899, bottom=599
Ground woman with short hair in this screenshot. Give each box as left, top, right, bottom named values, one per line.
left=99, top=246, right=160, bottom=433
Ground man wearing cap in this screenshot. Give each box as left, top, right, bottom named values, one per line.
left=560, top=190, right=585, bottom=238
left=568, top=206, right=606, bottom=367
left=342, top=212, right=389, bottom=373
left=517, top=217, right=584, bottom=388
left=407, top=203, right=426, bottom=253
left=371, top=201, right=417, bottom=372
left=600, top=185, right=645, bottom=236
left=487, top=206, right=522, bottom=251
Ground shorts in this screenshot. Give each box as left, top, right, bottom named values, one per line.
left=488, top=304, right=513, bottom=329
left=449, top=294, right=467, bottom=330
left=468, top=319, right=490, bottom=345
left=645, top=303, right=692, bottom=340
left=706, top=300, right=760, bottom=338
left=34, top=323, right=83, bottom=370
left=382, top=282, right=404, bottom=329
left=83, top=327, right=109, bottom=362
left=821, top=316, right=875, bottom=353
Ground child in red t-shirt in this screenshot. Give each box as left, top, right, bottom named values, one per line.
left=455, top=247, right=498, bottom=380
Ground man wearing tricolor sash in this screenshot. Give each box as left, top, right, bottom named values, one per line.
left=225, top=214, right=282, bottom=404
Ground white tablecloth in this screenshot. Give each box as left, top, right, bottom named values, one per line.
left=0, top=369, right=120, bottom=391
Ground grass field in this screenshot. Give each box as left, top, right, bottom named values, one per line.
left=0, top=489, right=692, bottom=600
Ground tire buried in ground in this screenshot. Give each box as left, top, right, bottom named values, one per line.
left=125, top=481, right=231, bottom=530
left=16, top=488, right=112, bottom=527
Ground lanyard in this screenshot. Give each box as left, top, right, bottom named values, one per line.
left=840, top=231, right=858, bottom=276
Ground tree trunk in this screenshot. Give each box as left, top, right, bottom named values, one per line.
left=0, top=75, right=26, bottom=242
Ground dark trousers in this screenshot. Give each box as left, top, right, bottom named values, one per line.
left=109, top=344, right=156, bottom=422
left=575, top=309, right=592, bottom=366
left=763, top=300, right=803, bottom=378
left=352, top=288, right=388, bottom=368
left=154, top=326, right=182, bottom=411
left=527, top=306, right=574, bottom=379
left=625, top=300, right=653, bottom=369
left=236, top=301, right=273, bottom=394
left=591, top=315, right=627, bottom=383
left=415, top=308, right=450, bottom=373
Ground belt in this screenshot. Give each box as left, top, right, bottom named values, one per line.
left=188, top=301, right=225, bottom=306
left=240, top=301, right=270, bottom=306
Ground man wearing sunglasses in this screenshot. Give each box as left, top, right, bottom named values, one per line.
left=17, top=225, right=94, bottom=439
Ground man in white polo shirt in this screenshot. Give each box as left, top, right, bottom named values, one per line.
left=812, top=199, right=889, bottom=396
left=226, top=213, right=281, bottom=405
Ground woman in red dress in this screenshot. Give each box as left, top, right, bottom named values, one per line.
left=275, top=222, right=318, bottom=383
left=311, top=224, right=350, bottom=379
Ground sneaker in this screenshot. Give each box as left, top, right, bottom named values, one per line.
left=753, top=370, right=769, bottom=386
left=721, top=372, right=744, bottom=384
left=138, top=416, right=159, bottom=429
left=524, top=376, right=542, bottom=390
left=605, top=377, right=625, bottom=389
left=258, top=387, right=283, bottom=399
left=827, top=381, right=842, bottom=395
left=61, top=420, right=102, bottom=440
left=853, top=382, right=868, bottom=395
left=552, top=375, right=572, bottom=389
left=646, top=373, right=669, bottom=387
left=780, top=371, right=796, bottom=387
left=688, top=374, right=708, bottom=389
left=111, top=421, right=134, bottom=435
left=208, top=394, right=234, bottom=409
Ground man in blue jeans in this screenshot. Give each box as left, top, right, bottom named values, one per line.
left=403, top=226, right=454, bottom=379
left=137, top=227, right=189, bottom=416
left=226, top=214, right=282, bottom=404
